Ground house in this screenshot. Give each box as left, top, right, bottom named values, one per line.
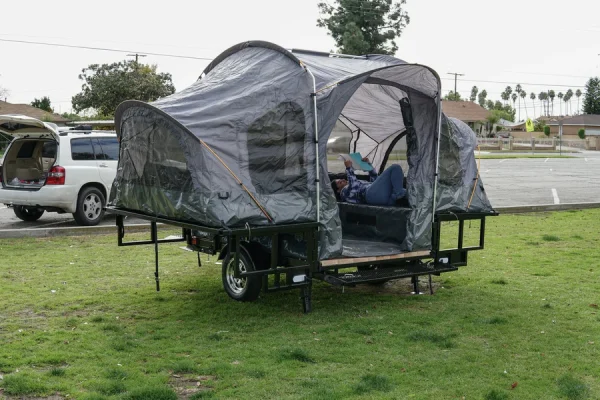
left=547, top=114, right=600, bottom=139
left=442, top=101, right=490, bottom=136
left=0, top=100, right=71, bottom=125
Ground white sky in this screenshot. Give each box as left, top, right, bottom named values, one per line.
left=1, top=0, right=599, bottom=120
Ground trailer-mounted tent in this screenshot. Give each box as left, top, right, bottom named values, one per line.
left=109, top=41, right=491, bottom=260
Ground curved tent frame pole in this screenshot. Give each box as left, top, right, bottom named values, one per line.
left=432, top=85, right=443, bottom=223
left=302, top=63, right=321, bottom=224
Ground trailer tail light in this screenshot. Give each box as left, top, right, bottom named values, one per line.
left=46, top=166, right=65, bottom=185
left=191, top=236, right=198, bottom=245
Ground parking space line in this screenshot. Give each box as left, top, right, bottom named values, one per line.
left=552, top=188, right=560, bottom=204
left=545, top=158, right=549, bottom=163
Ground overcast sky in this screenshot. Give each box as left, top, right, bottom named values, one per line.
left=1, top=0, right=599, bottom=120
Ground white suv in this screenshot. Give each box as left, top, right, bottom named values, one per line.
left=0, top=115, right=118, bottom=226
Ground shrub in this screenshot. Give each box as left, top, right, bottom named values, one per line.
left=544, top=126, right=551, bottom=137
left=578, top=128, right=585, bottom=139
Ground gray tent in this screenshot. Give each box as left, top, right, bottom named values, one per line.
left=109, top=41, right=491, bottom=260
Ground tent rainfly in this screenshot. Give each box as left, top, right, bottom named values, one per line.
left=110, top=41, right=491, bottom=260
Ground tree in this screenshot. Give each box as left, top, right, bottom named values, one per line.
left=578, top=128, right=585, bottom=139
left=31, top=96, right=53, bottom=113
left=575, top=89, right=582, bottom=114
left=317, top=0, right=410, bottom=55
left=494, top=100, right=503, bottom=110
left=486, top=113, right=499, bottom=136
left=486, top=99, right=494, bottom=110
left=511, top=93, right=517, bottom=109
left=504, top=86, right=513, bottom=104
left=71, top=60, right=175, bottom=116
left=582, top=77, right=600, bottom=114
left=500, top=91, right=509, bottom=105
left=470, top=86, right=478, bottom=102
left=543, top=125, right=550, bottom=137
left=477, top=89, right=488, bottom=108
left=548, top=90, right=556, bottom=116
left=530, top=92, right=536, bottom=116
left=565, top=89, right=574, bottom=115
left=557, top=92, right=564, bottom=116
left=519, top=88, right=527, bottom=121
left=0, top=84, right=8, bottom=100
left=444, top=91, right=462, bottom=101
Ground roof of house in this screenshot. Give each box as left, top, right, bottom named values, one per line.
left=498, top=118, right=527, bottom=128
left=547, top=114, right=600, bottom=126
left=0, top=100, right=71, bottom=124
left=442, top=101, right=490, bottom=122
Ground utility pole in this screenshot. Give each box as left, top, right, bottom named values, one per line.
left=447, top=72, right=464, bottom=101
left=126, top=53, right=146, bottom=69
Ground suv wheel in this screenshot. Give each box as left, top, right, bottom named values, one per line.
left=13, top=206, right=45, bottom=222
left=73, top=187, right=105, bottom=226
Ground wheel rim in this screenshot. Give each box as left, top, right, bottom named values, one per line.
left=82, top=194, right=102, bottom=221
left=226, top=258, right=247, bottom=294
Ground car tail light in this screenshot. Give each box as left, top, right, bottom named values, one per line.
left=47, top=165, right=65, bottom=185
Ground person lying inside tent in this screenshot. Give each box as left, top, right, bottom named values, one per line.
left=331, top=158, right=408, bottom=206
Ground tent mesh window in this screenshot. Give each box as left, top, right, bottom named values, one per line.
left=247, top=101, right=307, bottom=195
left=438, top=116, right=463, bottom=186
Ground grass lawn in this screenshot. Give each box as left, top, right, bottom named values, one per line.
left=1, top=210, right=599, bottom=399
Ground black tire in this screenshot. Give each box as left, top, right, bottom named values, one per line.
left=73, top=187, right=105, bottom=226
left=222, top=245, right=262, bottom=302
left=13, top=205, right=44, bottom=222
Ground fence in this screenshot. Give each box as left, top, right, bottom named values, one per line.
left=476, top=137, right=598, bottom=152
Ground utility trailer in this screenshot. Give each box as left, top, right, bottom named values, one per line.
left=108, top=207, right=496, bottom=313
left=106, top=41, right=497, bottom=312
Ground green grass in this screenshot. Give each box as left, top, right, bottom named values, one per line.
left=1, top=210, right=599, bottom=398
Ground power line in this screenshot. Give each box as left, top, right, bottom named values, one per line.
left=440, top=77, right=586, bottom=88
left=0, top=38, right=213, bottom=61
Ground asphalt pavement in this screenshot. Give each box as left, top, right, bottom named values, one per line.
left=1, top=151, right=599, bottom=231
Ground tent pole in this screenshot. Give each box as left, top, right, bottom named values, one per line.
left=304, top=65, right=321, bottom=224
left=432, top=90, right=443, bottom=237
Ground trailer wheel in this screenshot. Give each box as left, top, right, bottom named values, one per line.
left=222, top=246, right=262, bottom=302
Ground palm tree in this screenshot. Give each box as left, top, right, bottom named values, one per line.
left=511, top=93, right=517, bottom=110
left=486, top=113, right=500, bottom=136
left=557, top=92, right=564, bottom=116
left=505, top=86, right=513, bottom=105
left=538, top=92, right=546, bottom=116
left=520, top=89, right=527, bottom=120
left=566, top=89, right=574, bottom=115
left=530, top=92, right=536, bottom=117
left=563, top=94, right=570, bottom=116
left=548, top=90, right=556, bottom=116
left=576, top=89, right=582, bottom=114
left=501, top=92, right=509, bottom=105
left=515, top=84, right=522, bottom=120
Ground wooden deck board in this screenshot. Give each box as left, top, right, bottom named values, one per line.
left=321, top=250, right=431, bottom=267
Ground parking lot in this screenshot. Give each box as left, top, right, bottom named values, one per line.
left=1, top=152, right=599, bottom=231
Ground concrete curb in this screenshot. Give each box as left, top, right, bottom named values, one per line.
left=0, top=223, right=164, bottom=239
left=495, top=202, right=600, bottom=214
left=1, top=203, right=599, bottom=239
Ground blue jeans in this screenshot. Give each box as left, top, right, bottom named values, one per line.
left=365, top=164, right=406, bottom=206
